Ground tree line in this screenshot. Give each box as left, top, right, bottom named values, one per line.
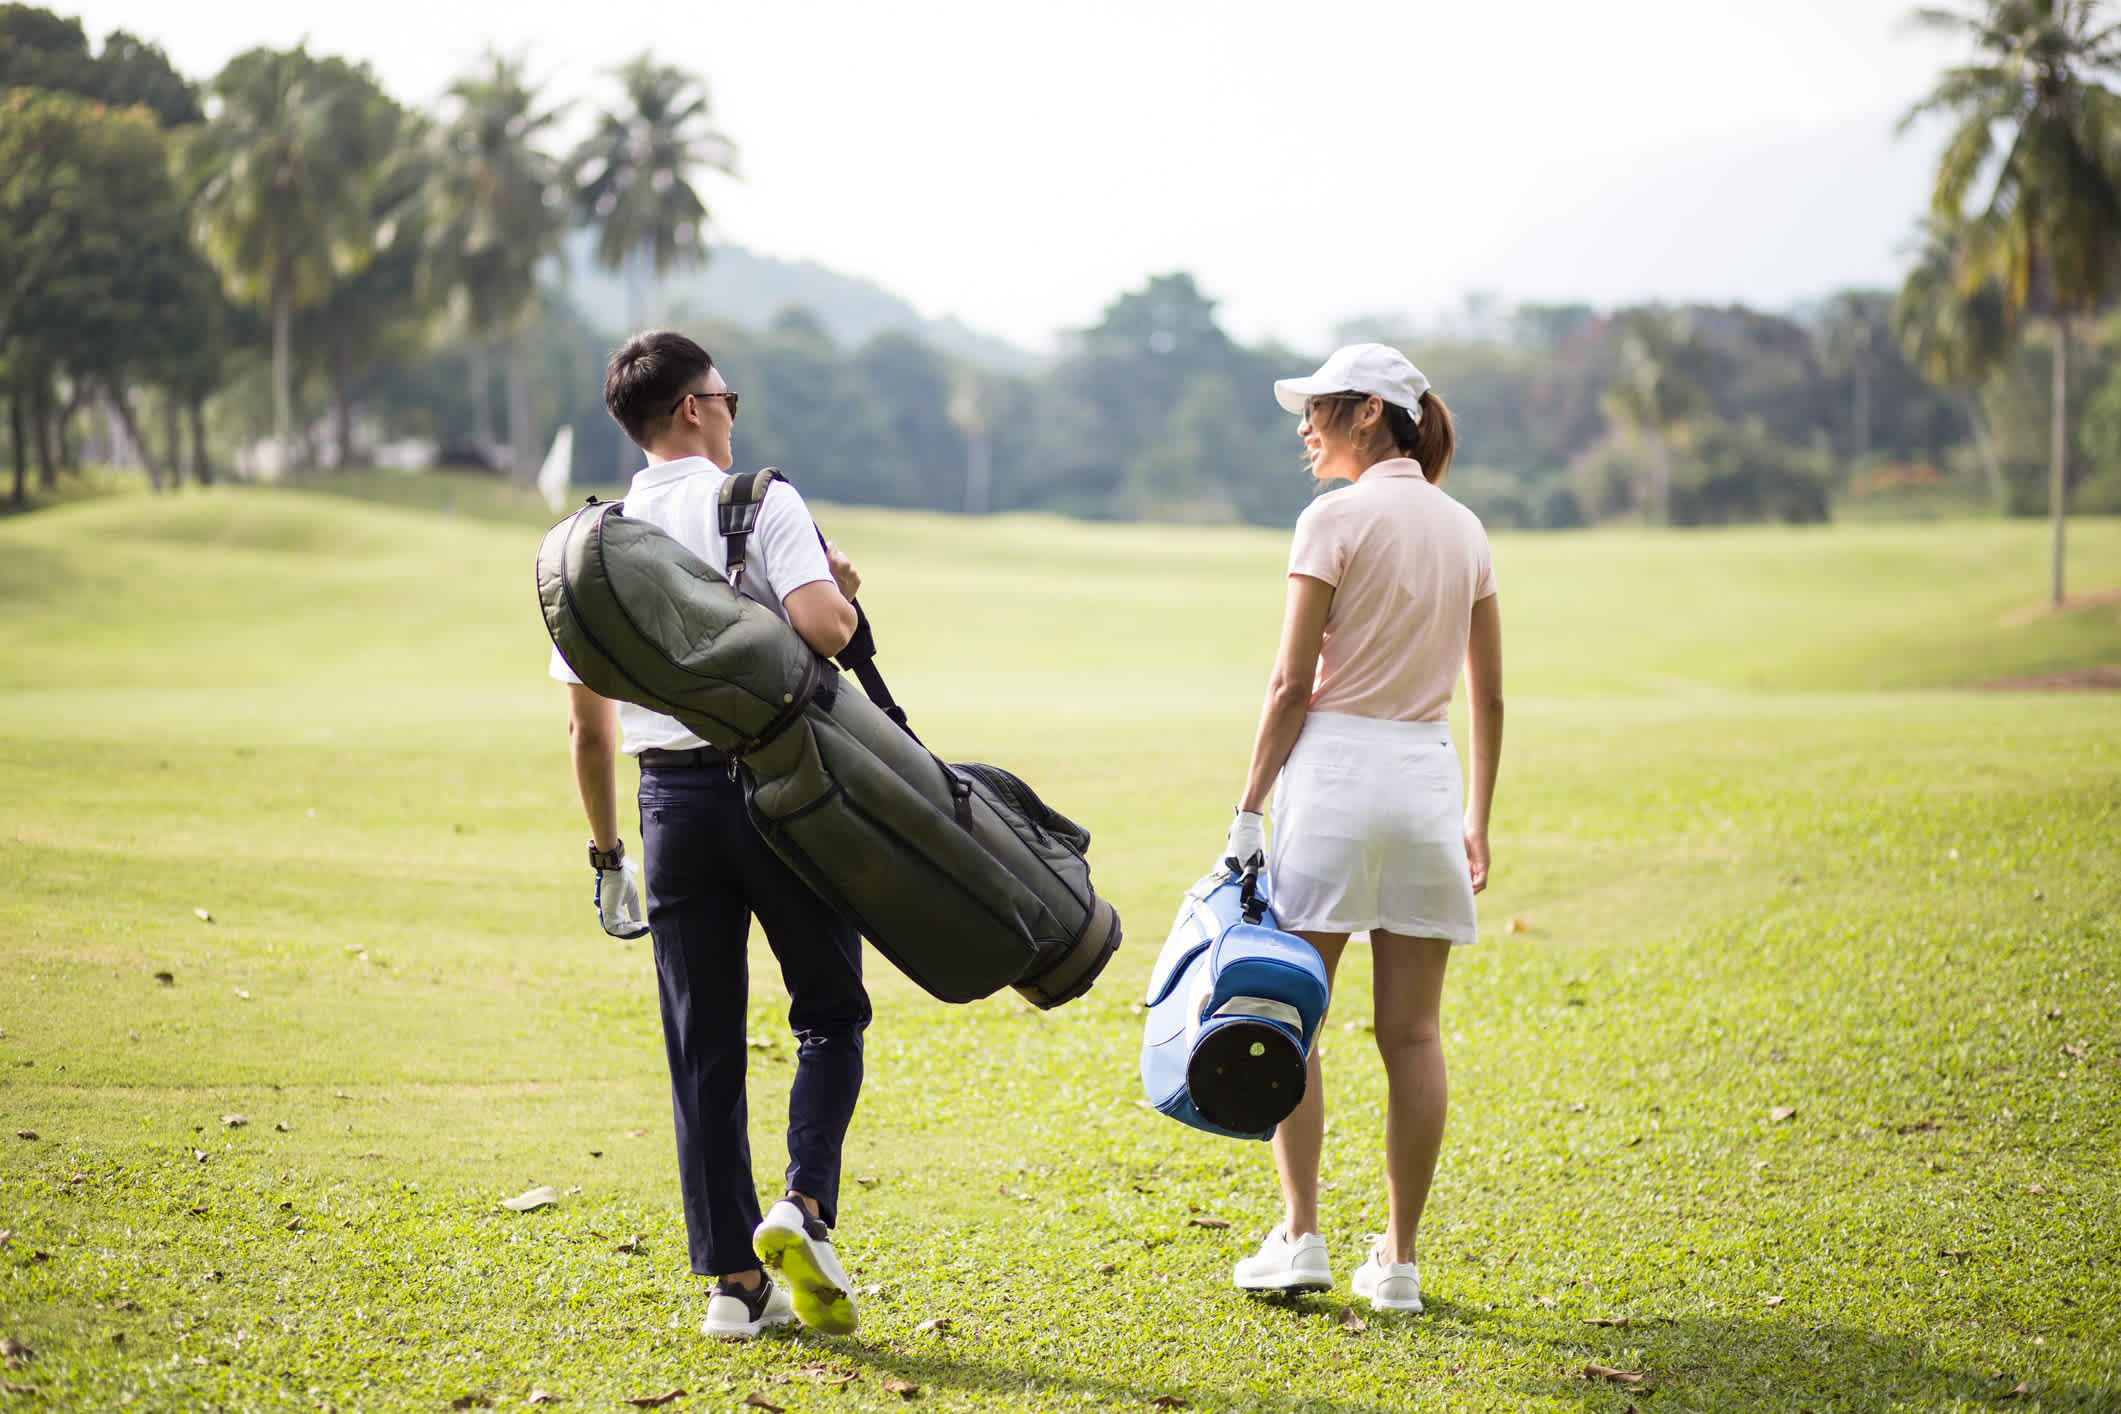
left=3, top=1, right=2118, bottom=591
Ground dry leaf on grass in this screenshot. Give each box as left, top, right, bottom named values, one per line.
left=1186, top=1217, right=1229, bottom=1230
left=448, top=1396, right=493, bottom=1410
left=855, top=1175, right=879, bottom=1186
left=0, top=1232, right=10, bottom=1248
left=796, top=1366, right=857, bottom=1387
left=914, top=1316, right=952, bottom=1333
left=882, top=1379, right=919, bottom=1398
left=2025, top=1184, right=2048, bottom=1195
left=1506, top=916, right=1530, bottom=933
left=855, top=1283, right=885, bottom=1297
left=1763, top=1295, right=1784, bottom=1306
left=1150, top=1398, right=1189, bottom=1410
left=1585, top=1363, right=1647, bottom=1386
left=739, top=1394, right=781, bottom=1413
left=13, top=1132, right=33, bottom=1142
left=1768, top=1107, right=1797, bottom=1123
left=1, top=1338, right=31, bottom=1363
left=274, top=1121, right=291, bottom=1132
left=1336, top=1307, right=1366, bottom=1333
left=622, top=1392, right=687, bottom=1409
left=612, top=1234, right=647, bottom=1254
left=222, top=1115, right=247, bottom=1129
left=2001, top=1382, right=2031, bottom=1400
left=1, top=1385, right=35, bottom=1397
left=498, top=1186, right=561, bottom=1212
left=232, top=988, right=251, bottom=1000
left=1095, top=1262, right=1117, bottom=1275
left=1583, top=1317, right=1630, bottom=1328
left=2061, top=1044, right=2087, bottom=1060
left=526, top=1392, right=561, bottom=1405
left=154, top=972, right=174, bottom=985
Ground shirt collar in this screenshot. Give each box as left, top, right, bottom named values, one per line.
left=1361, top=457, right=1429, bottom=482
left=628, top=455, right=719, bottom=492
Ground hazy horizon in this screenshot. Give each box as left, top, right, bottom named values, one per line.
left=66, top=0, right=1964, bottom=353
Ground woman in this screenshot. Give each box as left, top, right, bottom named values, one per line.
left=1223, top=342, right=1503, bottom=1314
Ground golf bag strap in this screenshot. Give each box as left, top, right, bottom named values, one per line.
left=717, top=465, right=919, bottom=742
left=716, top=467, right=783, bottom=594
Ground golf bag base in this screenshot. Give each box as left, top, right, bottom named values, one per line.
left=1140, top=867, right=1330, bottom=1141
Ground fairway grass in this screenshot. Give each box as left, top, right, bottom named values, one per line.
left=2, top=486, right=2118, bottom=1413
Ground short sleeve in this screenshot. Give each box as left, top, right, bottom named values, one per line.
left=1287, top=500, right=1346, bottom=586
left=548, top=642, right=583, bottom=685
left=752, top=480, right=834, bottom=603
left=1472, top=524, right=1497, bottom=600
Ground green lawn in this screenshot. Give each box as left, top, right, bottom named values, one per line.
left=1, top=482, right=2117, bottom=1412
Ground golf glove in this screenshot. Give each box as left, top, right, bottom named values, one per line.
left=1221, top=809, right=1265, bottom=876
left=589, top=840, right=650, bottom=940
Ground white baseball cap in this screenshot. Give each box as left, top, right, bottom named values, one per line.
left=1274, top=343, right=1430, bottom=423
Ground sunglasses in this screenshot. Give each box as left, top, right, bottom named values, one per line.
left=1301, top=392, right=1370, bottom=422
left=673, top=388, right=739, bottom=420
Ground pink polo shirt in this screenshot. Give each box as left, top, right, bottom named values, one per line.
left=1286, top=458, right=1497, bottom=723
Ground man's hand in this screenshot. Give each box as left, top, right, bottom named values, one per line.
left=1220, top=808, right=1265, bottom=876
left=595, top=854, right=650, bottom=939
left=824, top=540, right=861, bottom=600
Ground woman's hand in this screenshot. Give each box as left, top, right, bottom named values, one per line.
left=1464, top=823, right=1489, bottom=893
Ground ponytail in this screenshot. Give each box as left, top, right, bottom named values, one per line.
left=1406, top=390, right=1455, bottom=484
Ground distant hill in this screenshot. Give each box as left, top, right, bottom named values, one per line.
left=550, top=232, right=1039, bottom=373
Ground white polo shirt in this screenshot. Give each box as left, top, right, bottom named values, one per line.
left=548, top=457, right=835, bottom=754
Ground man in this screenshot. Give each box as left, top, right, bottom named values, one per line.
left=553, top=330, right=869, bottom=1340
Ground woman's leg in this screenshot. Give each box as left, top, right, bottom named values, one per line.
left=1369, top=931, right=1453, bottom=1265
left=1273, top=930, right=1348, bottom=1237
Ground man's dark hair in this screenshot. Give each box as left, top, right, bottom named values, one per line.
left=605, top=331, right=714, bottom=449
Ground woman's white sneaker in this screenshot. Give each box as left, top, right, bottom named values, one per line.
left=1350, top=1242, right=1423, bottom=1312
left=1232, top=1226, right=1333, bottom=1293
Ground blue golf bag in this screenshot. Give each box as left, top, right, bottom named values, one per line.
left=1139, top=867, right=1331, bottom=1141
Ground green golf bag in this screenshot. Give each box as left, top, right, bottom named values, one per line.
left=534, top=475, right=1121, bottom=1008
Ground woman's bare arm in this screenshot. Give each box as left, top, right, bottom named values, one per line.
left=1462, top=592, right=1504, bottom=892
left=1238, top=574, right=1334, bottom=813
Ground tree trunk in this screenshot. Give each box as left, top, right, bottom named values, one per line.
left=9, top=395, right=26, bottom=505
left=2049, top=315, right=2068, bottom=607
left=469, top=341, right=496, bottom=466
left=1853, top=363, right=1871, bottom=466
left=506, top=332, right=535, bottom=486
left=161, top=390, right=183, bottom=488
left=273, top=273, right=294, bottom=479
left=1958, top=391, right=2004, bottom=509
left=56, top=381, right=86, bottom=474
left=31, top=383, right=55, bottom=490
left=965, top=423, right=990, bottom=515
left=108, top=381, right=164, bottom=491
left=332, top=328, right=356, bottom=470
left=189, top=398, right=214, bottom=486
left=1646, top=429, right=1671, bottom=527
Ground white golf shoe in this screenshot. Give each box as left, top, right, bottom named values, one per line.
left=1350, top=1240, right=1423, bottom=1313
left=753, top=1198, right=858, bottom=1335
left=701, top=1275, right=795, bottom=1339
left=1232, top=1226, right=1333, bottom=1293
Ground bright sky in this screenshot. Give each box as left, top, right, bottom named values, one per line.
left=71, top=0, right=1967, bottom=352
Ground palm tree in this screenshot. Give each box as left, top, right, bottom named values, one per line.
left=1904, top=0, right=2121, bottom=604
left=421, top=51, right=570, bottom=484
left=572, top=55, right=738, bottom=329
left=1894, top=215, right=2017, bottom=505
left=182, top=47, right=399, bottom=475
left=1818, top=291, right=1893, bottom=469
left=1600, top=309, right=1706, bottom=526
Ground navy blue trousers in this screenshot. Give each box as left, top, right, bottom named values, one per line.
left=637, top=761, right=869, bottom=1277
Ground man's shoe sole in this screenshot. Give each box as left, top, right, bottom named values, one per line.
left=754, top=1227, right=858, bottom=1334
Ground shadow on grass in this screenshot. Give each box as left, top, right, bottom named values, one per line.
left=774, top=1294, right=2116, bottom=1413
